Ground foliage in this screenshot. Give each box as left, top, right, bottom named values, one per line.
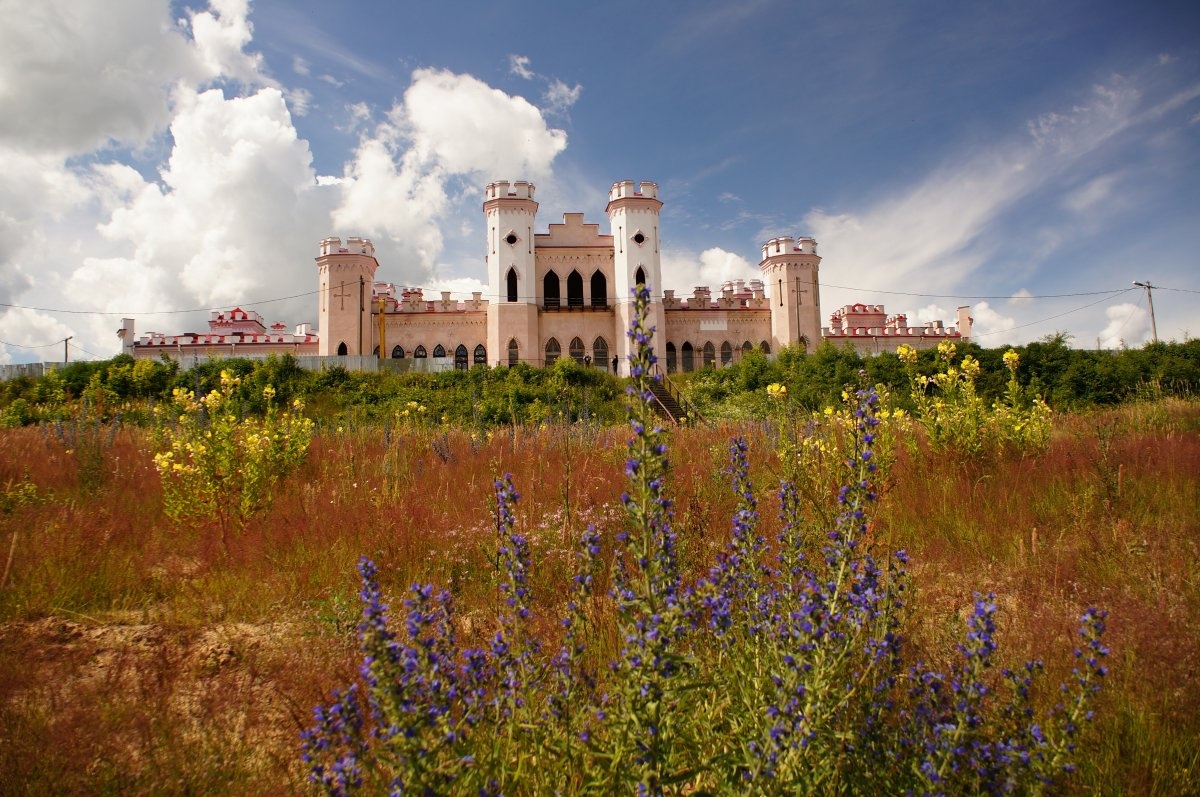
left=899, top=342, right=1052, bottom=458
left=302, top=290, right=1107, bottom=794
left=152, top=370, right=313, bottom=542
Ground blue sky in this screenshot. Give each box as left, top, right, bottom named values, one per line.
left=2, top=0, right=1198, bottom=363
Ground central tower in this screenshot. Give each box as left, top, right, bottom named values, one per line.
left=607, top=180, right=665, bottom=375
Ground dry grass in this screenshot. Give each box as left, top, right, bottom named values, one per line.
left=0, top=402, right=1197, bottom=794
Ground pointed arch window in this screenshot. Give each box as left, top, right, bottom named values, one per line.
left=666, top=342, right=677, bottom=373
left=414, top=345, right=427, bottom=358
left=543, top=270, right=560, bottom=308
left=567, top=270, right=584, bottom=308
left=474, top=344, right=487, bottom=365
left=590, top=271, right=608, bottom=308
left=545, top=337, right=561, bottom=365
left=634, top=266, right=647, bottom=290
left=433, top=344, right=446, bottom=358
left=392, top=345, right=404, bottom=359
left=592, top=337, right=608, bottom=368
left=760, top=341, right=771, bottom=354
left=337, top=342, right=348, bottom=356
left=506, top=268, right=518, bottom=303
left=372, top=345, right=380, bottom=356
left=741, top=341, right=753, bottom=357
left=507, top=338, right=519, bottom=366
left=569, top=336, right=586, bottom=364
left=720, top=341, right=733, bottom=365
left=454, top=344, right=468, bottom=370
left=702, top=341, right=716, bottom=368
left=681, top=341, right=694, bottom=373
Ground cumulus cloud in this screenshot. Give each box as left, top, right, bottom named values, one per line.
left=187, top=0, right=269, bottom=86
left=0, top=0, right=197, bottom=155
left=332, top=68, right=568, bottom=283
left=0, top=309, right=76, bottom=365
left=1008, top=288, right=1034, bottom=305
left=968, top=301, right=1018, bottom=344
left=661, top=247, right=757, bottom=294
left=1098, top=302, right=1148, bottom=348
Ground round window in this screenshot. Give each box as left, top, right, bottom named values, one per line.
left=505, top=233, right=518, bottom=245
left=633, top=232, right=646, bottom=245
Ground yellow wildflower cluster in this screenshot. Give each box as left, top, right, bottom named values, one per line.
left=897, top=343, right=1052, bottom=458
left=152, top=370, right=314, bottom=532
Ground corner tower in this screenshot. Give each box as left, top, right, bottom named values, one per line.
left=484, top=181, right=539, bottom=366
left=759, top=236, right=822, bottom=353
left=607, top=180, right=665, bottom=375
left=316, top=236, right=379, bottom=356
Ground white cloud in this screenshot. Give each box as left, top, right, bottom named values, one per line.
left=1008, top=288, right=1034, bottom=305
left=509, top=54, right=534, bottom=80
left=187, top=0, right=269, bottom=86
left=0, top=309, right=76, bottom=365
left=661, top=247, right=756, bottom=294
left=285, top=87, right=314, bottom=116
left=292, top=55, right=310, bottom=76
left=543, top=79, right=582, bottom=116
left=400, top=68, right=567, bottom=179
left=0, top=0, right=197, bottom=155
left=1098, top=302, right=1147, bottom=348
left=968, top=301, right=1018, bottom=344
left=1063, top=173, right=1119, bottom=214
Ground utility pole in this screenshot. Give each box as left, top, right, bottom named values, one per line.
left=64, top=336, right=73, bottom=363
left=1133, top=281, right=1158, bottom=344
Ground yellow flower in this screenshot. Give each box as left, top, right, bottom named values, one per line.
left=961, top=356, right=980, bottom=377
left=896, top=344, right=917, bottom=364
left=262, top=385, right=276, bottom=401
left=766, top=383, right=788, bottom=400
left=1003, top=350, right=1020, bottom=372
left=937, top=340, right=957, bottom=361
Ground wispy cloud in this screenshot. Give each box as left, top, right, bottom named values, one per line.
left=509, top=54, right=534, bottom=80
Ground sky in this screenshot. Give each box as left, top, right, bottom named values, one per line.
left=1, top=0, right=1198, bottom=364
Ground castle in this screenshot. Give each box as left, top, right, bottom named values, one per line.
left=118, top=180, right=972, bottom=372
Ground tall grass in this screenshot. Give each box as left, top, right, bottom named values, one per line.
left=0, top=388, right=1196, bottom=792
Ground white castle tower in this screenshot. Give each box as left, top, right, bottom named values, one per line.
left=607, top=180, right=665, bottom=375
left=316, top=236, right=379, bottom=356
left=484, top=181, right=539, bottom=366
left=759, top=236, right=822, bottom=353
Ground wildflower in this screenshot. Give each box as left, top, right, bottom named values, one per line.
left=896, top=343, right=918, bottom=364
left=767, top=383, right=788, bottom=400
left=1003, top=349, right=1020, bottom=372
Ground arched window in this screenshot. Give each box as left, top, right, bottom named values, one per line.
left=372, top=345, right=380, bottom=356
left=590, top=271, right=607, bottom=308
left=337, top=342, right=348, bottom=356
left=543, top=270, right=560, bottom=308
left=414, top=345, right=427, bottom=358
left=741, top=341, right=753, bottom=357
left=720, top=341, right=733, bottom=365
left=392, top=345, right=404, bottom=359
left=797, top=335, right=810, bottom=353
left=681, top=341, right=694, bottom=373
left=634, top=266, right=647, bottom=289
left=760, top=341, right=771, bottom=354
left=592, top=337, right=608, bottom=367
left=474, top=344, right=487, bottom=365
left=545, top=337, right=560, bottom=365
left=567, top=270, right=584, bottom=308
left=702, top=341, right=716, bottom=368
left=507, top=338, right=519, bottom=366
left=433, top=344, right=446, bottom=358
left=666, top=342, right=677, bottom=373
left=506, top=268, right=518, bottom=303
left=569, top=336, right=586, bottom=364
left=455, top=344, right=468, bottom=370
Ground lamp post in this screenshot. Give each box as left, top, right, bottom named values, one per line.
left=1132, top=281, right=1158, bottom=344
left=64, top=336, right=73, bottom=363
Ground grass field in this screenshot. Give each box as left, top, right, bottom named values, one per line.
left=0, top=397, right=1197, bottom=794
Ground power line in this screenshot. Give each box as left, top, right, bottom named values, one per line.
left=0, top=288, right=321, bottom=317
left=972, top=288, right=1139, bottom=337
left=819, top=283, right=1128, bottom=300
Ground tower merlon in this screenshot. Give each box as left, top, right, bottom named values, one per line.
left=319, top=236, right=375, bottom=257
left=485, top=180, right=536, bottom=200
left=609, top=180, right=659, bottom=201
left=761, top=236, right=818, bottom=261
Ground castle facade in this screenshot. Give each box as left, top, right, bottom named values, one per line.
left=119, top=180, right=972, bottom=371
